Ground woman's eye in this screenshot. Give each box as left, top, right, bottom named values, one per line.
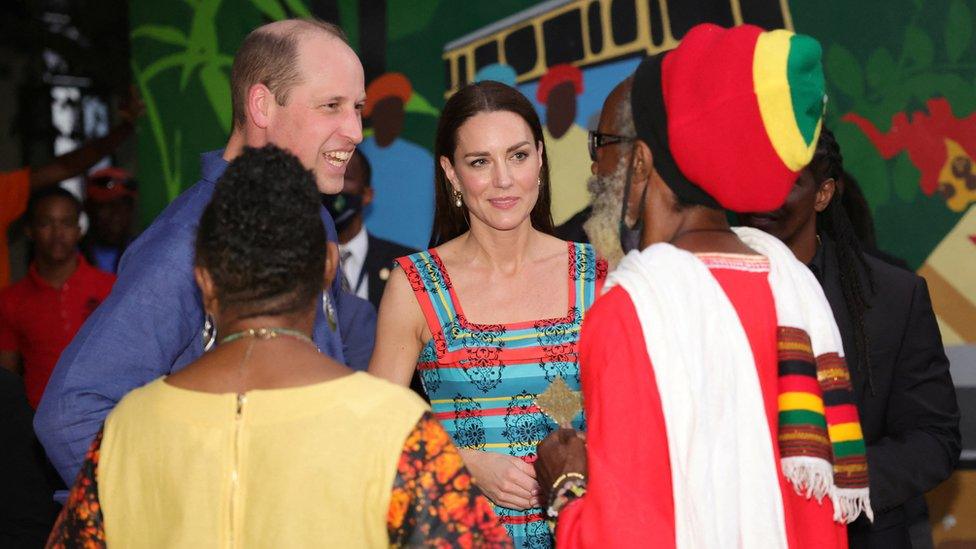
left=469, top=158, right=487, bottom=168
left=512, top=151, right=528, bottom=161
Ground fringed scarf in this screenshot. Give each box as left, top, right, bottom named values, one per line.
left=733, top=227, right=871, bottom=523
left=605, top=228, right=870, bottom=549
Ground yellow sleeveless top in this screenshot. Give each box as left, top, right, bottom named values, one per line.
left=98, top=372, right=428, bottom=548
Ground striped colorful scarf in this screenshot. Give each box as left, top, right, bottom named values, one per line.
left=736, top=227, right=872, bottom=523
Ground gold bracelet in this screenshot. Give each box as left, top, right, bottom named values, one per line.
left=550, top=471, right=586, bottom=494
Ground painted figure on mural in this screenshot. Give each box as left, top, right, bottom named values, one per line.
left=359, top=73, right=435, bottom=250
left=537, top=64, right=591, bottom=226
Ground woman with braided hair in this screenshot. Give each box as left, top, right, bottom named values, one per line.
left=742, top=128, right=960, bottom=548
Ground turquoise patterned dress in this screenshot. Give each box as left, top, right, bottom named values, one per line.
left=395, top=242, right=606, bottom=548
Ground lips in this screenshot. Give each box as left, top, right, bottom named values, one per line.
left=323, top=150, right=352, bottom=167
left=488, top=197, right=520, bottom=209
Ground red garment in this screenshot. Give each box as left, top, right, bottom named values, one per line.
left=0, top=168, right=31, bottom=288
left=0, top=255, right=114, bottom=408
left=556, top=261, right=847, bottom=548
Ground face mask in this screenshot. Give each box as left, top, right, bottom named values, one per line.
left=322, top=192, right=363, bottom=233
left=618, top=151, right=649, bottom=254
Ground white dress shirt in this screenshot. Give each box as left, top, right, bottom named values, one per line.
left=339, top=226, right=369, bottom=300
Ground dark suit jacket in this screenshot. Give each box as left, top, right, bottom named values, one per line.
left=811, top=236, right=960, bottom=548
left=364, top=234, right=416, bottom=310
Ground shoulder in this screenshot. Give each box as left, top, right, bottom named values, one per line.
left=569, top=241, right=609, bottom=281
left=0, top=277, right=32, bottom=312
left=863, top=253, right=922, bottom=303
left=584, top=287, right=638, bottom=329
left=105, top=377, right=167, bottom=427
left=340, top=373, right=429, bottom=425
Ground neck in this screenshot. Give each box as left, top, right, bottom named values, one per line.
left=461, top=218, right=537, bottom=274
left=217, top=310, right=315, bottom=343
left=338, top=215, right=364, bottom=245
left=224, top=129, right=246, bottom=161
left=35, top=254, right=78, bottom=287
left=787, top=218, right=819, bottom=264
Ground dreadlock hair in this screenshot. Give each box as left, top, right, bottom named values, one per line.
left=810, top=127, right=875, bottom=393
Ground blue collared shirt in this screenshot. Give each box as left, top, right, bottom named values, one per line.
left=35, top=150, right=350, bottom=487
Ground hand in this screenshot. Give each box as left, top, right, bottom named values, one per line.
left=535, top=428, right=587, bottom=506
left=460, top=449, right=540, bottom=510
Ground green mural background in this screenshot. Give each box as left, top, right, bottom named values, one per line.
left=130, top=0, right=976, bottom=346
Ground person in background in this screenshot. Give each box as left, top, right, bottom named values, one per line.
left=536, top=24, right=867, bottom=547
left=370, top=80, right=606, bottom=549
left=83, top=167, right=138, bottom=274
left=0, top=90, right=141, bottom=288
left=35, top=18, right=362, bottom=490
left=324, top=149, right=415, bottom=310
left=740, top=128, right=960, bottom=549
left=0, top=368, right=61, bottom=547
left=46, top=145, right=512, bottom=548
left=0, top=187, right=115, bottom=409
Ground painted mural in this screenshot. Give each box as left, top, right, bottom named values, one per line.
left=127, top=0, right=974, bottom=542
left=129, top=0, right=974, bottom=350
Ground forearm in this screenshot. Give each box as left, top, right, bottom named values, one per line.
left=30, top=122, right=134, bottom=189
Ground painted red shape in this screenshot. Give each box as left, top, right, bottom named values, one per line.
left=842, top=99, right=976, bottom=195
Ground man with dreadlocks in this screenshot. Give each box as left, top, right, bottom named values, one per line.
left=741, top=128, right=960, bottom=548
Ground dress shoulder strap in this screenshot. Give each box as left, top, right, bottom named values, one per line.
left=394, top=250, right=457, bottom=338
left=567, top=242, right=609, bottom=312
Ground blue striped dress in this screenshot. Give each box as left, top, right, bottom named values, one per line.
left=395, top=242, right=606, bottom=548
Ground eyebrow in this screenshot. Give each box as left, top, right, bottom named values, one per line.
left=463, top=141, right=532, bottom=158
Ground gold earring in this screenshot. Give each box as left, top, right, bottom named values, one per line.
left=453, top=187, right=463, bottom=208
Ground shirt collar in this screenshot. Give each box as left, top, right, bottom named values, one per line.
left=28, top=253, right=92, bottom=290
left=200, top=149, right=228, bottom=184
left=340, top=226, right=369, bottom=262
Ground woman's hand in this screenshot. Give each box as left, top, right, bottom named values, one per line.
left=459, top=448, right=540, bottom=510
left=534, top=428, right=587, bottom=506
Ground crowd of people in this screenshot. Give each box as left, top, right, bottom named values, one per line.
left=0, top=17, right=961, bottom=549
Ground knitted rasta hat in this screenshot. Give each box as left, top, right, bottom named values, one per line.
left=632, top=24, right=826, bottom=212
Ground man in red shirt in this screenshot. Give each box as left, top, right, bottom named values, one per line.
left=0, top=187, right=115, bottom=408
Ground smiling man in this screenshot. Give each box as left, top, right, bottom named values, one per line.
left=35, top=19, right=366, bottom=488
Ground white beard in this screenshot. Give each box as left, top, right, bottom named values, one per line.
left=583, top=156, right=629, bottom=268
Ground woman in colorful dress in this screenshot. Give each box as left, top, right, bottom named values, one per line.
left=369, top=81, right=606, bottom=548
left=47, top=146, right=510, bottom=548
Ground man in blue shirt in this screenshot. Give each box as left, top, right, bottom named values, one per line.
left=35, top=19, right=368, bottom=487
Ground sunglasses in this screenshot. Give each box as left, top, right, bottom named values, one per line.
left=588, top=131, right=636, bottom=161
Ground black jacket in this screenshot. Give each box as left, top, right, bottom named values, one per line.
left=362, top=234, right=416, bottom=310
left=810, top=237, right=960, bottom=547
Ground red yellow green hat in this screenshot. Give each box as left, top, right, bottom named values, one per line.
left=632, top=23, right=826, bottom=212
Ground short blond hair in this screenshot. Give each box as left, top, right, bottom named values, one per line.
left=230, top=19, right=347, bottom=128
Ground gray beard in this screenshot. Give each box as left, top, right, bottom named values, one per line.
left=583, top=156, right=629, bottom=268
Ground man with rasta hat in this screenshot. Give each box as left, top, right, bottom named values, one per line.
left=534, top=24, right=871, bottom=548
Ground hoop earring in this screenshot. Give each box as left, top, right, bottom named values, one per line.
left=202, top=313, right=216, bottom=351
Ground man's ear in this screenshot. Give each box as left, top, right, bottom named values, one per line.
left=247, top=83, right=274, bottom=129
left=632, top=140, right=654, bottom=186
left=362, top=186, right=375, bottom=208
left=194, top=266, right=219, bottom=316
left=325, top=242, right=339, bottom=290
left=815, top=178, right=836, bottom=213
